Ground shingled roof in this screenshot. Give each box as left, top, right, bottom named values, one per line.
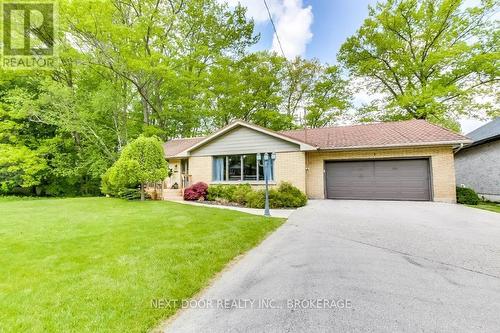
left=280, top=119, right=470, bottom=149
left=163, top=119, right=470, bottom=157
left=466, top=117, right=500, bottom=145
left=163, top=137, right=205, bottom=157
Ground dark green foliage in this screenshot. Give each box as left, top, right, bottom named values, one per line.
left=0, top=0, right=349, bottom=197
left=232, top=184, right=252, bottom=205
left=245, top=189, right=266, bottom=208
left=206, top=185, right=235, bottom=201
left=101, top=136, right=167, bottom=200
left=456, top=187, right=480, bottom=205
left=117, top=188, right=142, bottom=200
left=338, top=0, right=499, bottom=129
left=207, top=184, right=251, bottom=205
left=270, top=182, right=308, bottom=208
left=246, top=183, right=308, bottom=209
left=4, top=0, right=496, bottom=197
left=209, top=182, right=307, bottom=209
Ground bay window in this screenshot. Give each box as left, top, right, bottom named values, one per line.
left=212, top=153, right=274, bottom=182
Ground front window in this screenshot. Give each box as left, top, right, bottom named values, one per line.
left=243, top=154, right=257, bottom=181
left=228, top=155, right=241, bottom=181
left=212, top=153, right=274, bottom=182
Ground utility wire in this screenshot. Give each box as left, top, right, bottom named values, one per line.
left=263, top=0, right=308, bottom=134
left=263, top=0, right=287, bottom=59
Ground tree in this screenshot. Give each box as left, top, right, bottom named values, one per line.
left=338, top=0, right=499, bottom=130
left=277, top=57, right=350, bottom=128
left=208, top=52, right=291, bottom=130
left=208, top=54, right=350, bottom=130
left=102, top=136, right=167, bottom=200
left=0, top=145, right=47, bottom=193
left=63, top=0, right=257, bottom=137
left=0, top=0, right=353, bottom=198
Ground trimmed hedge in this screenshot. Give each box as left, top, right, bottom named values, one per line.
left=456, top=186, right=480, bottom=205
left=207, top=182, right=307, bottom=208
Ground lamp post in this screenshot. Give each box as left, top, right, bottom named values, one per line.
left=263, top=152, right=276, bottom=217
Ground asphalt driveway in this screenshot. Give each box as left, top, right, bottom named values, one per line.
left=163, top=200, right=500, bottom=333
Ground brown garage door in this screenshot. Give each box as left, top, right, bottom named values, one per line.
left=325, top=159, right=431, bottom=201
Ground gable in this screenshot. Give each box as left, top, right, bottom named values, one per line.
left=190, top=126, right=300, bottom=156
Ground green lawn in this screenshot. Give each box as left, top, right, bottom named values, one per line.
left=468, top=201, right=500, bottom=213
left=0, top=197, right=283, bottom=333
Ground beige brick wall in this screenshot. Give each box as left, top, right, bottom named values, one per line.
left=189, top=156, right=212, bottom=184
left=430, top=149, right=457, bottom=203
left=306, top=146, right=457, bottom=203
left=274, top=151, right=306, bottom=192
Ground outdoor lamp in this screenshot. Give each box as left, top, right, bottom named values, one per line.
left=263, top=152, right=275, bottom=218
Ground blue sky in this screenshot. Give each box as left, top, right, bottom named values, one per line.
left=248, top=0, right=377, bottom=63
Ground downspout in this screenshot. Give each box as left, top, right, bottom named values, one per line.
left=305, top=150, right=309, bottom=197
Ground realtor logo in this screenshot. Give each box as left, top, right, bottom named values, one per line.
left=1, top=1, right=58, bottom=69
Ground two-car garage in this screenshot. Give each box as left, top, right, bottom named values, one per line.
left=325, top=159, right=431, bottom=201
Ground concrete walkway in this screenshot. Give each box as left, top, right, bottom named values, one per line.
left=169, top=199, right=296, bottom=218
left=162, top=200, right=500, bottom=333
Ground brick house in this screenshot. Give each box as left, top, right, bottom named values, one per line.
left=163, top=120, right=470, bottom=203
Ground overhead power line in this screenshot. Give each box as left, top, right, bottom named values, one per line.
left=263, top=0, right=308, bottom=133
left=263, top=0, right=287, bottom=59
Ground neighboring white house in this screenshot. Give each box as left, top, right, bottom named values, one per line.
left=455, top=118, right=500, bottom=202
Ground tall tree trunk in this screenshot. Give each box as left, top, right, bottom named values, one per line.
left=140, top=183, right=145, bottom=201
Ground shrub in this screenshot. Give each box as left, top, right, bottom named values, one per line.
left=207, top=185, right=235, bottom=201
left=245, top=182, right=307, bottom=209
left=245, top=189, right=266, bottom=208
left=207, top=184, right=251, bottom=205
left=272, top=182, right=308, bottom=208
left=456, top=186, right=479, bottom=205
left=101, top=135, right=167, bottom=200
left=207, top=182, right=307, bottom=208
left=184, top=182, right=208, bottom=201
left=231, top=184, right=252, bottom=205
left=117, top=188, right=142, bottom=200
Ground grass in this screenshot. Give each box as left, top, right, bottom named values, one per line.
left=0, top=197, right=283, bottom=333
left=467, top=201, right=500, bottom=213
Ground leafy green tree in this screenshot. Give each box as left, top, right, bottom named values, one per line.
left=208, top=54, right=350, bottom=130
left=338, top=0, right=499, bottom=130
left=63, top=0, right=257, bottom=137
left=208, top=52, right=292, bottom=130
left=280, top=58, right=350, bottom=128
left=0, top=145, right=47, bottom=193
left=0, top=0, right=353, bottom=198
left=102, top=136, right=167, bottom=200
